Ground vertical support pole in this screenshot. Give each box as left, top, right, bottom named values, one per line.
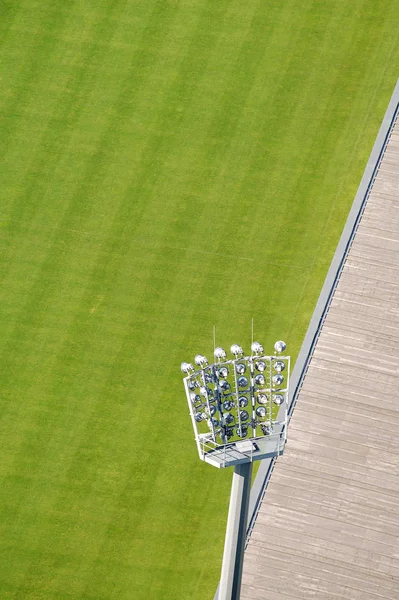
left=218, top=461, right=253, bottom=600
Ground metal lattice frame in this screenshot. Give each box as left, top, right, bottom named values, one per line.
left=182, top=344, right=290, bottom=468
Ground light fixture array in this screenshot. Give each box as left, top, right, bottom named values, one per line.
left=181, top=341, right=290, bottom=454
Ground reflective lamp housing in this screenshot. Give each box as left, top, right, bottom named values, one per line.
left=181, top=342, right=290, bottom=468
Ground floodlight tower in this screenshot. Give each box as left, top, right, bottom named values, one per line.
left=181, top=340, right=290, bottom=600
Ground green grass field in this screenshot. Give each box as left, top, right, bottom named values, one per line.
left=0, top=1, right=398, bottom=598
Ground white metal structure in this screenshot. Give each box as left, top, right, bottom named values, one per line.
left=182, top=342, right=290, bottom=469
left=181, top=341, right=290, bottom=600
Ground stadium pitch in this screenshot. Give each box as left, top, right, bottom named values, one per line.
left=0, top=0, right=398, bottom=598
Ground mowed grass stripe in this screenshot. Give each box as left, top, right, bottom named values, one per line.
left=0, top=0, right=262, bottom=389
left=0, top=0, right=189, bottom=359
left=1, top=1, right=161, bottom=229
left=1, top=1, right=399, bottom=599
left=0, top=2, right=239, bottom=597
left=0, top=0, right=193, bottom=443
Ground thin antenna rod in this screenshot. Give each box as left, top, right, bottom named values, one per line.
left=251, top=318, right=254, bottom=346
left=213, top=325, right=216, bottom=352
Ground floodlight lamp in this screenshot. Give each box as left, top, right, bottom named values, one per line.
left=235, top=363, right=246, bottom=375
left=236, top=425, right=248, bottom=438
left=256, top=406, right=266, bottom=418
left=223, top=400, right=234, bottom=411
left=257, top=394, right=268, bottom=405
left=209, top=405, right=216, bottom=416
left=239, top=396, right=248, bottom=407
left=251, top=341, right=264, bottom=355
left=224, top=426, right=234, bottom=439
left=237, top=376, right=248, bottom=388
left=240, top=410, right=249, bottom=422
left=224, top=413, right=234, bottom=425
left=274, top=340, right=287, bottom=354
left=272, top=374, right=284, bottom=386
left=255, top=374, right=265, bottom=386
left=273, top=394, right=284, bottom=405
left=214, top=347, right=227, bottom=361
left=195, top=412, right=205, bottom=422
left=220, top=380, right=231, bottom=392
left=190, top=392, right=202, bottom=405
left=181, top=362, right=194, bottom=374
left=274, top=361, right=285, bottom=372
left=218, top=366, right=229, bottom=379
left=255, top=360, right=266, bottom=372
left=231, top=344, right=244, bottom=357
left=188, top=379, right=199, bottom=390
left=261, top=424, right=271, bottom=435
left=208, top=418, right=219, bottom=429
left=195, top=354, right=209, bottom=368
